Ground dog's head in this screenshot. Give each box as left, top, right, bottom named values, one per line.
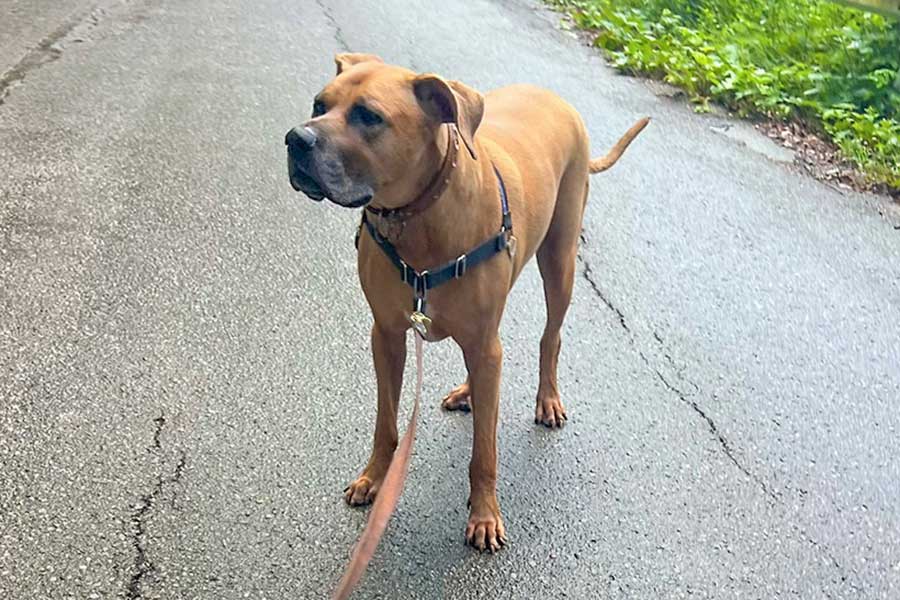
left=285, top=53, right=483, bottom=209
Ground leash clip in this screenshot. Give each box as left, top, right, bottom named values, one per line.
left=409, top=310, right=432, bottom=338
left=410, top=287, right=431, bottom=338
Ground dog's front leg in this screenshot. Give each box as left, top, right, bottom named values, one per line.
left=463, top=334, right=507, bottom=552
left=344, top=323, right=406, bottom=506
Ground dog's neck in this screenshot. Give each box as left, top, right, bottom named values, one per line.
left=367, top=126, right=459, bottom=230
left=372, top=128, right=497, bottom=272
left=367, top=125, right=454, bottom=242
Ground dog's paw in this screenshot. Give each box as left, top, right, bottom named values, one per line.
left=535, top=394, right=567, bottom=428
left=465, top=500, right=507, bottom=553
left=441, top=382, right=471, bottom=412
left=343, top=475, right=381, bottom=506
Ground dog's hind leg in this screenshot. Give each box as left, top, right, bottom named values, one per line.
left=533, top=170, right=588, bottom=428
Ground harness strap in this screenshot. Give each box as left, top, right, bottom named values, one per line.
left=357, top=164, right=512, bottom=312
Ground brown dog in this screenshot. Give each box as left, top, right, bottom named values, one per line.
left=286, top=53, right=648, bottom=552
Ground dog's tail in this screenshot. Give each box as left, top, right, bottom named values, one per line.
left=589, top=117, right=651, bottom=174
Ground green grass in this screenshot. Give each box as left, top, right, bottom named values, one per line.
left=551, top=0, right=900, bottom=190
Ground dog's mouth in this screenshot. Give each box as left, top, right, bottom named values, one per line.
left=288, top=162, right=326, bottom=201
left=290, top=173, right=371, bottom=208
left=287, top=151, right=374, bottom=208
left=343, top=194, right=373, bottom=208
left=291, top=174, right=326, bottom=201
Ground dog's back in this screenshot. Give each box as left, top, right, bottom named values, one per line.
left=480, top=84, right=591, bottom=183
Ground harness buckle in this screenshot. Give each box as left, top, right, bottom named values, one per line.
left=507, top=234, right=518, bottom=260
left=454, top=255, right=467, bottom=278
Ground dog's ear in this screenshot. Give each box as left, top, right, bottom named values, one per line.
left=334, top=53, right=384, bottom=75
left=413, top=75, right=484, bottom=160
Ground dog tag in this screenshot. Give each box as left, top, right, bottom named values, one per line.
left=409, top=311, right=432, bottom=338
left=507, top=235, right=518, bottom=260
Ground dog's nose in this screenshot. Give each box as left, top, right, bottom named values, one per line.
left=285, top=126, right=317, bottom=151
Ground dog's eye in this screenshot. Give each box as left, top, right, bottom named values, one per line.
left=350, top=104, right=384, bottom=128
left=311, top=99, right=327, bottom=117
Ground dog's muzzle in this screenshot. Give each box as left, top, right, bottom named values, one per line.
left=284, top=125, right=374, bottom=207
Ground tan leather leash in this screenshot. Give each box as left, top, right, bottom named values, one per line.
left=332, top=333, right=423, bottom=600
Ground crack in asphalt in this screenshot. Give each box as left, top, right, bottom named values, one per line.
left=151, top=413, right=165, bottom=451
left=126, top=413, right=186, bottom=600
left=315, top=0, right=351, bottom=52
left=642, top=354, right=779, bottom=501
left=577, top=236, right=863, bottom=593
left=0, top=7, right=101, bottom=106
left=656, top=339, right=700, bottom=395
left=798, top=527, right=865, bottom=597
left=577, top=252, right=629, bottom=332
left=577, top=238, right=772, bottom=498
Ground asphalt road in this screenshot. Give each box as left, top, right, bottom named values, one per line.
left=2, top=0, right=899, bottom=598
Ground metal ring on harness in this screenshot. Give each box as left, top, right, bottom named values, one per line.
left=454, top=255, right=467, bottom=278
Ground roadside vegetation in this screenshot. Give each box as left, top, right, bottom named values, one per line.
left=551, top=0, right=900, bottom=192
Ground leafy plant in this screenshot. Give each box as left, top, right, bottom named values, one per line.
left=552, top=0, right=900, bottom=189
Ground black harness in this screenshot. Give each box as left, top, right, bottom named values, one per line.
left=356, top=164, right=513, bottom=325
